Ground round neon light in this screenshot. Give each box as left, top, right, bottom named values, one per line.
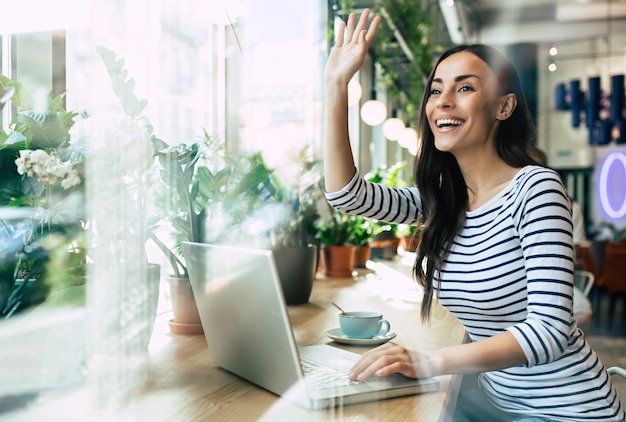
left=599, top=152, right=626, bottom=219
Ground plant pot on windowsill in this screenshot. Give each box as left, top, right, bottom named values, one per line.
left=320, top=245, right=356, bottom=278
left=401, top=235, right=420, bottom=253
left=354, top=244, right=371, bottom=268
left=315, top=211, right=365, bottom=278
left=167, top=275, right=203, bottom=335
left=400, top=225, right=424, bottom=253
left=273, top=244, right=317, bottom=305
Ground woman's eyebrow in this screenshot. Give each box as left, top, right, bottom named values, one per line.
left=432, top=74, right=480, bottom=84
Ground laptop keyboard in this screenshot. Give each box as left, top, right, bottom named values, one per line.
left=301, top=358, right=363, bottom=391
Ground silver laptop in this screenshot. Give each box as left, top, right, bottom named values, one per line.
left=182, top=242, right=439, bottom=410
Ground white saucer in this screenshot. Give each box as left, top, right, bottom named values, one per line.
left=326, top=328, right=397, bottom=346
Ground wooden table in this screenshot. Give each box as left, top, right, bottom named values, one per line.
left=9, top=256, right=466, bottom=421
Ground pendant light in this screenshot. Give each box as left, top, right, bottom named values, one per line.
left=382, top=110, right=405, bottom=141
left=398, top=127, right=418, bottom=149
left=360, top=92, right=387, bottom=126
left=348, top=78, right=362, bottom=107
left=360, top=61, right=387, bottom=126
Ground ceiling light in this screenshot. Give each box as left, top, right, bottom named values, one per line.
left=398, top=127, right=418, bottom=149
left=407, top=141, right=419, bottom=156
left=360, top=99, right=387, bottom=126
left=548, top=63, right=557, bottom=72
left=347, top=79, right=362, bottom=107
left=382, top=113, right=405, bottom=141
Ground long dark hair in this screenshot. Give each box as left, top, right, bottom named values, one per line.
left=413, top=44, right=541, bottom=321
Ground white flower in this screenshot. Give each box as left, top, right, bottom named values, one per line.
left=15, top=150, right=33, bottom=176
left=61, top=170, right=81, bottom=189
left=14, top=149, right=81, bottom=189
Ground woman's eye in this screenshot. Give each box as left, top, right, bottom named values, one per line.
left=429, top=88, right=441, bottom=96
left=459, top=85, right=474, bottom=92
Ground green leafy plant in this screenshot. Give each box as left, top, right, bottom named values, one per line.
left=400, top=223, right=424, bottom=238
left=270, top=147, right=324, bottom=248
left=151, top=137, right=279, bottom=278
left=371, top=0, right=442, bottom=123
left=365, top=161, right=409, bottom=236
left=349, top=215, right=377, bottom=247
left=96, top=46, right=287, bottom=279
left=316, top=210, right=358, bottom=246
left=0, top=77, right=87, bottom=318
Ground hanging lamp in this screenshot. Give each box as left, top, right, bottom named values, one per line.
left=348, top=78, right=362, bottom=107
left=360, top=92, right=387, bottom=126
left=360, top=61, right=386, bottom=126
left=398, top=127, right=418, bottom=149
left=382, top=110, right=405, bottom=141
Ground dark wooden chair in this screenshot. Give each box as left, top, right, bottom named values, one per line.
left=598, top=242, right=626, bottom=323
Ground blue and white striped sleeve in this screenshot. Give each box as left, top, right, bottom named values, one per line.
left=506, top=169, right=576, bottom=367
left=325, top=172, right=423, bottom=225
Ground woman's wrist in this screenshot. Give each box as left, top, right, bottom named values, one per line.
left=427, top=352, right=447, bottom=377
left=323, top=83, right=349, bottom=111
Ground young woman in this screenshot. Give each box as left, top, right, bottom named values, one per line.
left=323, top=9, right=624, bottom=421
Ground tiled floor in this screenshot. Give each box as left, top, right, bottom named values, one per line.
left=585, top=289, right=626, bottom=400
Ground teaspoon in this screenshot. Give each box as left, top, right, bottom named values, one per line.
left=331, top=302, right=347, bottom=315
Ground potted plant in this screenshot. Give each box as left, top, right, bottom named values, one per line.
left=151, top=137, right=277, bottom=333
left=365, top=161, right=409, bottom=260
left=399, top=223, right=424, bottom=253
left=150, top=138, right=225, bottom=334
left=349, top=215, right=376, bottom=268
left=0, top=76, right=88, bottom=318
left=269, top=195, right=318, bottom=305
left=267, top=149, right=324, bottom=304
left=316, top=209, right=358, bottom=278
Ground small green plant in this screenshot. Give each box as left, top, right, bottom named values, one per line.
left=365, top=161, right=410, bottom=236
left=152, top=138, right=278, bottom=278
left=270, top=148, right=324, bottom=248
left=349, top=215, right=376, bottom=247
left=316, top=211, right=357, bottom=246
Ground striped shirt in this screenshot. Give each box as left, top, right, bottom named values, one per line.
left=326, top=166, right=624, bottom=421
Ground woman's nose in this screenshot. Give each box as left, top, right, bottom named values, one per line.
left=435, top=90, right=453, bottom=108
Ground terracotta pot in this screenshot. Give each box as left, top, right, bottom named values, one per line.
left=167, top=275, right=203, bottom=335
left=354, top=245, right=371, bottom=268
left=273, top=245, right=316, bottom=305
left=321, top=245, right=356, bottom=278
left=402, top=235, right=421, bottom=253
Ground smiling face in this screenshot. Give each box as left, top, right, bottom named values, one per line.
left=425, top=51, right=515, bottom=158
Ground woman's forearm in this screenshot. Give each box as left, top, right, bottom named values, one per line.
left=322, top=80, right=357, bottom=192
left=431, top=331, right=527, bottom=376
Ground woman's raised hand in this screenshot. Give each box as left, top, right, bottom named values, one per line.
left=324, top=9, right=381, bottom=86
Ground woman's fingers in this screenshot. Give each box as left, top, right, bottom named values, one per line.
left=325, top=9, right=380, bottom=84
left=335, top=20, right=345, bottom=47
left=352, top=9, right=370, bottom=42
left=349, top=343, right=417, bottom=381
left=345, top=11, right=356, bottom=43
left=365, top=15, right=381, bottom=45
left=343, top=9, right=378, bottom=46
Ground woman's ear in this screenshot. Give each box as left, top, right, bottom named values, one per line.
left=496, top=93, right=517, bottom=120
